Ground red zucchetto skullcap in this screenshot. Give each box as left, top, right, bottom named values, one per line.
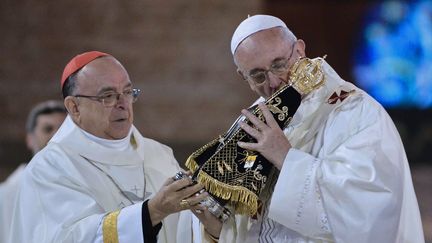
left=61, top=51, right=110, bottom=89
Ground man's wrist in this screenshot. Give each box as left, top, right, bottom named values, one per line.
left=142, top=200, right=163, bottom=242
left=275, top=147, right=290, bottom=170
left=204, top=227, right=220, bottom=242
left=147, top=198, right=166, bottom=226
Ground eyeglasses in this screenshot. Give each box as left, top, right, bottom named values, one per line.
left=74, top=88, right=141, bottom=107
left=245, top=42, right=296, bottom=85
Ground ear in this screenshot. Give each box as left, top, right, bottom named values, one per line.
left=236, top=69, right=247, bottom=81
left=295, top=39, right=306, bottom=58
left=237, top=69, right=256, bottom=91
left=26, top=133, right=36, bottom=154
left=64, top=97, right=80, bottom=121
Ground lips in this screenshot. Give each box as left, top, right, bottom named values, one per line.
left=112, top=112, right=129, bottom=122
left=113, top=118, right=128, bottom=122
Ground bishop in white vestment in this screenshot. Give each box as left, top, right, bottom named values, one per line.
left=9, top=51, right=201, bottom=243
left=10, top=116, right=194, bottom=242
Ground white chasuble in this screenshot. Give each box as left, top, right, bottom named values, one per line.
left=211, top=61, right=424, bottom=243
left=0, top=163, right=26, bottom=243
left=9, top=116, right=194, bottom=243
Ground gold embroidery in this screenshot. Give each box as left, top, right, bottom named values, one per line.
left=256, top=97, right=289, bottom=122
left=253, top=164, right=265, bottom=181
left=223, top=160, right=233, bottom=172
left=217, top=161, right=224, bottom=175
left=103, top=210, right=120, bottom=243
left=268, top=97, right=289, bottom=121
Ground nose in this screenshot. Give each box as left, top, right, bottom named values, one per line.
left=267, top=72, right=283, bottom=89
left=114, top=94, right=128, bottom=109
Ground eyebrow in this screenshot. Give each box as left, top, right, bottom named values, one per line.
left=97, top=83, right=132, bottom=95
left=249, top=68, right=265, bottom=76
left=248, top=57, right=287, bottom=76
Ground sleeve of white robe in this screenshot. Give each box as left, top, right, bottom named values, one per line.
left=268, top=94, right=409, bottom=242
left=94, top=202, right=144, bottom=243
left=8, top=154, right=146, bottom=243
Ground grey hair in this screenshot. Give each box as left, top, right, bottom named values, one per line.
left=62, top=73, right=78, bottom=99
left=26, top=100, right=67, bottom=133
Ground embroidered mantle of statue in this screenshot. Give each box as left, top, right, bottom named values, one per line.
left=186, top=57, right=326, bottom=221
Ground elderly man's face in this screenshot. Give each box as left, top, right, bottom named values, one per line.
left=27, top=112, right=66, bottom=154
left=74, top=57, right=134, bottom=139
left=234, top=28, right=302, bottom=98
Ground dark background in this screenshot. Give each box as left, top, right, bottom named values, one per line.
left=0, top=0, right=430, bottom=240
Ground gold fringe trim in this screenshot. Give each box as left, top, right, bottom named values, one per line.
left=185, top=137, right=220, bottom=172
left=185, top=137, right=258, bottom=215
left=196, top=170, right=258, bottom=216
left=103, top=210, right=120, bottom=243
left=185, top=137, right=259, bottom=215
left=185, top=155, right=199, bottom=172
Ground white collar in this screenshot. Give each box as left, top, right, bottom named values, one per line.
left=79, top=126, right=133, bottom=151
left=50, top=116, right=143, bottom=165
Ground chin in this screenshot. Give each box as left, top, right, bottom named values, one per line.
left=109, top=131, right=130, bottom=140
left=109, top=123, right=132, bottom=139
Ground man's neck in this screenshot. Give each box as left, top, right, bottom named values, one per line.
left=79, top=127, right=133, bottom=151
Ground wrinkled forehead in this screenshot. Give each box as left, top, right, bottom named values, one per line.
left=77, top=56, right=132, bottom=92
left=234, top=28, right=292, bottom=70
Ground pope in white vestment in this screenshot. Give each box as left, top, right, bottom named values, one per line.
left=198, top=14, right=425, bottom=243
left=215, top=59, right=425, bottom=243
left=9, top=116, right=194, bottom=243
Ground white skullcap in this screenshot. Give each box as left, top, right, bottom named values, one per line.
left=230, top=15, right=287, bottom=55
